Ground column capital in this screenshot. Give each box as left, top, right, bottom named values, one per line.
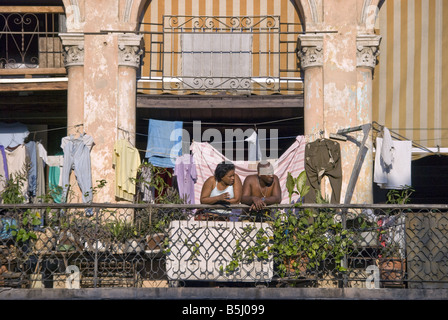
left=296, top=33, right=324, bottom=70
left=117, top=33, right=144, bottom=68
left=59, top=33, right=85, bottom=68
left=356, top=34, right=382, bottom=69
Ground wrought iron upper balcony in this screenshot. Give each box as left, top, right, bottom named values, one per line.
left=0, top=6, right=66, bottom=77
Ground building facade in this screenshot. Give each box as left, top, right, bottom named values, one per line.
left=1, top=0, right=446, bottom=205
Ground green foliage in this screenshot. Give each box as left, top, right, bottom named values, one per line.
left=107, top=220, right=137, bottom=243
left=1, top=172, right=27, bottom=204
left=386, top=186, right=414, bottom=205
left=273, top=171, right=353, bottom=278
left=286, top=171, right=309, bottom=203
left=2, top=172, right=41, bottom=243
left=220, top=225, right=272, bottom=275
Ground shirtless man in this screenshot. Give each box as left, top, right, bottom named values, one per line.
left=241, top=160, right=282, bottom=217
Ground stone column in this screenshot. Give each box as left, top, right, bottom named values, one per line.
left=297, top=34, right=324, bottom=138
left=355, top=34, right=382, bottom=204
left=60, top=33, right=85, bottom=203
left=117, top=33, right=144, bottom=145
left=297, top=2, right=382, bottom=204
left=60, top=33, right=85, bottom=136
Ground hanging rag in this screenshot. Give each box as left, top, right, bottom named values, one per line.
left=145, top=119, right=183, bottom=168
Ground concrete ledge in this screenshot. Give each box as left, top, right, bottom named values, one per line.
left=1, top=287, right=448, bottom=300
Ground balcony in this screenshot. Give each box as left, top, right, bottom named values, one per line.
left=138, top=15, right=304, bottom=95
left=0, top=6, right=66, bottom=91
left=1, top=201, right=446, bottom=290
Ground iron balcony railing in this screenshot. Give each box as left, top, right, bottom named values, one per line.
left=0, top=7, right=65, bottom=73
left=1, top=203, right=447, bottom=290
left=137, top=15, right=304, bottom=94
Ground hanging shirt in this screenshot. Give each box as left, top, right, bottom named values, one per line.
left=5, top=144, right=27, bottom=198
left=113, top=139, right=141, bottom=201
left=145, top=119, right=183, bottom=168
left=174, top=154, right=197, bottom=204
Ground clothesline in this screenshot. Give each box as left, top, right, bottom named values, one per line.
left=141, top=116, right=303, bottom=126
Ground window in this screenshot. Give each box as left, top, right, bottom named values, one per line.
left=181, top=33, right=252, bottom=90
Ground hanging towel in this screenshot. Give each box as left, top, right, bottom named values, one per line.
left=145, top=119, right=183, bottom=168
left=174, top=154, right=197, bottom=204
left=374, top=137, right=412, bottom=189
left=47, top=154, right=64, bottom=203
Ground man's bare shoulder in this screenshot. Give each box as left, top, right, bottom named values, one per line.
left=243, top=174, right=258, bottom=184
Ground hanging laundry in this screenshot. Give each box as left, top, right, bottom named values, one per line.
left=25, top=141, right=38, bottom=198
left=113, top=139, right=141, bottom=201
left=145, top=119, right=183, bottom=168
left=174, top=154, right=197, bottom=204
left=60, top=134, right=94, bottom=206
left=0, top=145, right=8, bottom=194
left=374, top=137, right=412, bottom=189
left=5, top=144, right=27, bottom=198
left=25, top=141, right=46, bottom=226
left=137, top=164, right=155, bottom=203
left=190, top=135, right=306, bottom=204
left=304, top=138, right=342, bottom=204
left=245, top=131, right=262, bottom=161
left=47, top=153, right=64, bottom=203
left=0, top=122, right=29, bottom=149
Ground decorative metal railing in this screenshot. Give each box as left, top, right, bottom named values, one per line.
left=0, top=9, right=64, bottom=71
left=138, top=15, right=303, bottom=94
left=1, top=203, right=447, bottom=289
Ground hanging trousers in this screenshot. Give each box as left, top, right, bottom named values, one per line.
left=304, top=139, right=342, bottom=204
left=61, top=134, right=94, bottom=204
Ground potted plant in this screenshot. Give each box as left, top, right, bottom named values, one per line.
left=376, top=187, right=412, bottom=287
left=107, top=220, right=129, bottom=254
left=272, top=171, right=353, bottom=283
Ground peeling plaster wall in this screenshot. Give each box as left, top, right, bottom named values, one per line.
left=313, top=0, right=374, bottom=204
left=63, top=0, right=141, bottom=203
left=83, top=34, right=119, bottom=202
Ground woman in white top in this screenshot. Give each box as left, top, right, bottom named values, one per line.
left=198, top=161, right=242, bottom=220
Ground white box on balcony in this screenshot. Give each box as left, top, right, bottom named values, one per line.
left=166, top=220, right=273, bottom=282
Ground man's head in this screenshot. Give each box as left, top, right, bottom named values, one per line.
left=257, top=160, right=274, bottom=185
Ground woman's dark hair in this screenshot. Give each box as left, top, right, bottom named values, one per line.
left=214, top=161, right=235, bottom=182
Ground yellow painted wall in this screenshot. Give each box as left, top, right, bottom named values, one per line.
left=373, top=0, right=448, bottom=149
left=138, top=0, right=303, bottom=95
